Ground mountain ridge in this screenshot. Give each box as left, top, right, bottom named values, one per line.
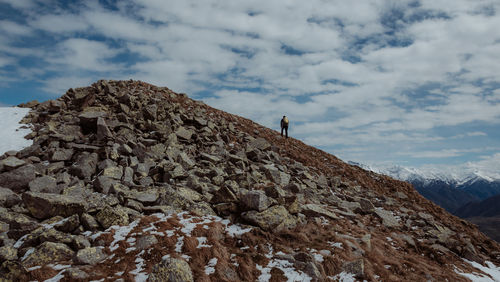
left=0, top=80, right=499, bottom=281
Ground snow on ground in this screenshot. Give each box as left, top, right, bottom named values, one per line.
left=456, top=260, right=500, bottom=282
left=0, top=107, right=32, bottom=155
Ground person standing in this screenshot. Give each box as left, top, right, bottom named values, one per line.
left=280, top=115, right=289, bottom=138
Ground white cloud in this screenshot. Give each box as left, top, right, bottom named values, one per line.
left=0, top=20, right=32, bottom=36
left=30, top=14, right=88, bottom=33
left=0, top=0, right=36, bottom=9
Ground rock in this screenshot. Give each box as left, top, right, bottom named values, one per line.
left=78, top=111, right=107, bottom=133
left=96, top=206, right=129, bottom=229
left=50, top=148, right=74, bottom=161
left=200, top=153, right=220, bottom=163
left=0, top=187, right=21, bottom=207
left=96, top=117, right=113, bottom=141
left=136, top=235, right=158, bottom=251
left=69, top=152, right=98, bottom=180
left=144, top=104, right=158, bottom=120
left=0, top=156, right=26, bottom=170
left=94, top=176, right=117, bottom=194
left=0, top=164, right=36, bottom=192
left=81, top=213, right=100, bottom=231
left=54, top=214, right=80, bottom=233
left=74, top=247, right=107, bottom=265
left=263, top=165, right=290, bottom=186
left=241, top=205, right=297, bottom=232
left=102, top=166, right=123, bottom=180
left=148, top=257, right=194, bottom=282
left=301, top=204, right=339, bottom=220
left=175, top=127, right=193, bottom=141
left=374, top=208, right=400, bottom=228
left=28, top=175, right=59, bottom=194
left=0, top=246, right=17, bottom=261
left=63, top=267, right=90, bottom=280
left=248, top=137, right=271, bottom=151
left=210, top=186, right=238, bottom=204
left=23, top=241, right=75, bottom=267
left=22, top=191, right=86, bottom=219
left=241, top=190, right=272, bottom=212
left=129, top=189, right=159, bottom=204
left=355, top=198, right=375, bottom=214
left=342, top=259, right=364, bottom=278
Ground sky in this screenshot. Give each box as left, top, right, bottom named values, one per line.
left=1, top=0, right=499, bottom=171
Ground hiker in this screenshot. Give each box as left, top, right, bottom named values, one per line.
left=280, top=115, right=289, bottom=138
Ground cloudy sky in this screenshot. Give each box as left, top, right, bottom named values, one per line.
left=1, top=0, right=499, bottom=171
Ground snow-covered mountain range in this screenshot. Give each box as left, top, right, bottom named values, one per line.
left=350, top=161, right=500, bottom=187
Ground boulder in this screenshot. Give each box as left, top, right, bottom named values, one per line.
left=0, top=164, right=36, bottom=192
left=69, top=152, right=98, bottom=180
left=102, top=166, right=123, bottom=180
left=0, top=156, right=26, bottom=170
left=148, top=257, right=194, bottom=282
left=248, top=137, right=271, bottom=151
left=96, top=117, right=113, bottom=140
left=342, top=259, right=364, bottom=278
left=0, top=187, right=21, bottom=207
left=22, top=191, right=86, bottom=219
left=301, top=204, right=339, bottom=220
left=50, top=148, right=74, bottom=162
left=74, top=247, right=107, bottom=265
left=0, top=246, right=17, bottom=262
left=28, top=176, right=59, bottom=194
left=241, top=190, right=272, bottom=212
left=96, top=206, right=129, bottom=229
left=78, top=111, right=106, bottom=133
left=144, top=104, right=158, bottom=120
left=374, top=208, right=400, bottom=228
left=22, top=241, right=75, bottom=267
left=136, top=235, right=158, bottom=251
left=175, top=127, right=193, bottom=141
left=241, top=205, right=297, bottom=232
left=81, top=213, right=100, bottom=231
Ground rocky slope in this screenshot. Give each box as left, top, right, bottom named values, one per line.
left=0, top=80, right=499, bottom=281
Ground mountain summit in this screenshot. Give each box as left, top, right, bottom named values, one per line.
left=1, top=80, right=499, bottom=281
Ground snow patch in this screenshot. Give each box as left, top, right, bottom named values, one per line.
left=455, top=260, right=500, bottom=282
left=329, top=272, right=356, bottom=282
left=205, top=258, right=218, bottom=275
left=0, top=107, right=32, bottom=155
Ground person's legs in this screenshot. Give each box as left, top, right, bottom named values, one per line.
left=285, top=126, right=288, bottom=138
left=281, top=127, right=284, bottom=136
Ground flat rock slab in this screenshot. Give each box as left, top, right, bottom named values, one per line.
left=0, top=156, right=26, bottom=170
left=374, top=208, right=401, bottom=228
left=75, top=247, right=107, bottom=265
left=22, top=191, right=86, bottom=219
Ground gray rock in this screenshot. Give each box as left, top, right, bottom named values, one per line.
left=301, top=204, right=339, bottom=220
left=136, top=235, right=158, bottom=251
left=248, top=137, right=271, bottom=151
left=69, top=152, right=98, bottom=180
left=200, top=153, right=220, bottom=163
left=54, top=214, right=80, bottom=233
left=0, top=187, right=21, bottom=207
left=263, top=165, right=290, bottom=186
left=356, top=198, right=375, bottom=213
left=148, top=257, right=194, bottom=282
left=96, top=206, right=129, bottom=229
left=94, top=176, right=117, bottom=194
left=0, top=245, right=17, bottom=261
left=28, top=175, right=59, bottom=194
left=241, top=205, right=297, bottom=232
left=175, top=127, right=193, bottom=141
left=374, top=208, right=400, bottom=228
left=23, top=241, right=75, bottom=267
left=102, top=166, right=123, bottom=180
left=0, top=164, right=36, bottom=192
left=63, top=267, right=90, bottom=280
left=74, top=247, right=107, bottom=265
left=241, top=190, right=272, bottom=212
left=144, top=104, right=158, bottom=120
left=51, top=148, right=74, bottom=162
left=342, top=259, right=364, bottom=278
left=0, top=156, right=26, bottom=170
left=22, top=191, right=86, bottom=219
left=81, top=213, right=100, bottom=231
left=97, top=117, right=113, bottom=140
left=177, top=152, right=195, bottom=169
